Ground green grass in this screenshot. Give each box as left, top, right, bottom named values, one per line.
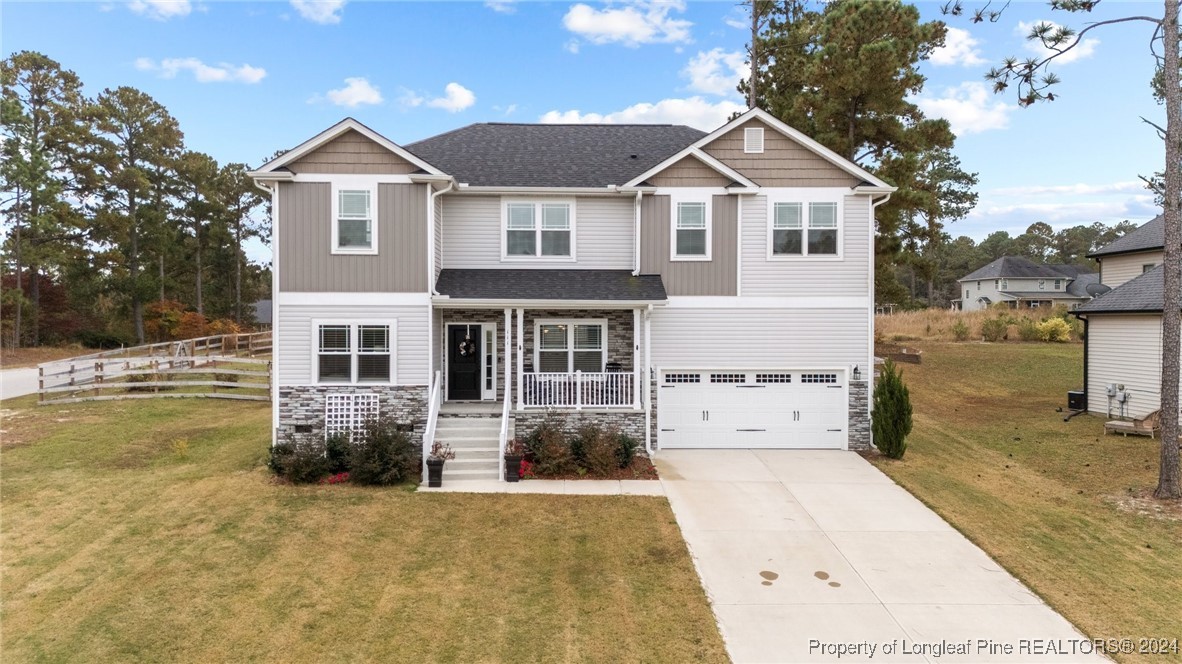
left=870, top=343, right=1182, bottom=663
left=1, top=395, right=727, bottom=663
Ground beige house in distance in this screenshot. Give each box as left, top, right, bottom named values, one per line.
left=954, top=256, right=1097, bottom=311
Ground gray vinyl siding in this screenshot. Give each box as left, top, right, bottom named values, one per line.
left=648, top=156, right=731, bottom=187
left=649, top=306, right=870, bottom=371
left=277, top=303, right=430, bottom=386
left=702, top=119, right=860, bottom=187
left=287, top=129, right=418, bottom=175
left=1086, top=314, right=1174, bottom=419
left=1101, top=250, right=1163, bottom=288
left=640, top=195, right=738, bottom=296
left=958, top=276, right=1075, bottom=310
left=434, top=194, right=444, bottom=283
left=439, top=194, right=634, bottom=269
left=741, top=193, right=870, bottom=297
left=278, top=182, right=428, bottom=292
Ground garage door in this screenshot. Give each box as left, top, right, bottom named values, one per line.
left=658, top=370, right=847, bottom=449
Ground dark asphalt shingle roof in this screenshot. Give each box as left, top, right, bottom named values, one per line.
left=1076, top=265, right=1173, bottom=313
left=405, top=123, right=706, bottom=187
left=1090, top=215, right=1165, bottom=257
left=1065, top=272, right=1099, bottom=298
left=435, top=269, right=667, bottom=301
left=960, top=256, right=1075, bottom=281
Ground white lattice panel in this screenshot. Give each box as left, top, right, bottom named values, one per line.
left=324, top=394, right=380, bottom=439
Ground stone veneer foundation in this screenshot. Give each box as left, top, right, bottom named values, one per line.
left=513, top=409, right=647, bottom=448
left=277, top=385, right=428, bottom=441
left=847, top=379, right=871, bottom=451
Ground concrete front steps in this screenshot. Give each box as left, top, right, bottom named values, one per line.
left=435, top=403, right=504, bottom=482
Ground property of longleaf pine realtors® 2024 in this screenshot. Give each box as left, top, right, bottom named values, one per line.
left=807, top=638, right=1169, bottom=659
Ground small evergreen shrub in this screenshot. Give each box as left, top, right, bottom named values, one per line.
left=872, top=359, right=913, bottom=460
left=951, top=319, right=970, bottom=341
left=526, top=414, right=574, bottom=476
left=348, top=417, right=420, bottom=485
left=615, top=434, right=640, bottom=469
left=268, top=435, right=331, bottom=483
left=1036, top=317, right=1072, bottom=343
left=581, top=426, right=620, bottom=476
left=980, top=316, right=1009, bottom=342
left=325, top=432, right=351, bottom=474
left=1016, top=317, right=1041, bottom=342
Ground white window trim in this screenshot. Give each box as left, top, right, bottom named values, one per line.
left=331, top=179, right=379, bottom=256
left=764, top=189, right=844, bottom=261
left=500, top=198, right=577, bottom=262
left=669, top=191, right=713, bottom=262
left=533, top=318, right=609, bottom=374
left=311, top=319, right=397, bottom=385
left=744, top=127, right=765, bottom=154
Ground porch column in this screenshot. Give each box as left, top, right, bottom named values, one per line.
left=633, top=308, right=641, bottom=409
left=504, top=308, right=512, bottom=406
left=516, top=308, right=524, bottom=411
left=644, top=307, right=653, bottom=454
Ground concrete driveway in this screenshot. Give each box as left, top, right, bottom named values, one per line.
left=656, top=450, right=1104, bottom=664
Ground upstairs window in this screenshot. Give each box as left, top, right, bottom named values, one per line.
left=1002, top=279, right=1009, bottom=289
left=1054, top=279, right=1062, bottom=290
left=1038, top=279, right=1046, bottom=290
left=504, top=201, right=574, bottom=259
left=317, top=322, right=394, bottom=384
left=768, top=196, right=841, bottom=258
left=807, top=202, right=838, bottom=255
left=333, top=188, right=377, bottom=254
left=771, top=202, right=803, bottom=255
left=674, top=201, right=710, bottom=259
left=744, top=127, right=764, bottom=153
left=1144, top=263, right=1157, bottom=273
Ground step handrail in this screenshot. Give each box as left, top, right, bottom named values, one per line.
left=422, top=370, right=443, bottom=483
left=497, top=390, right=511, bottom=482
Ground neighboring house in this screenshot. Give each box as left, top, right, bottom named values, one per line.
left=249, top=108, right=894, bottom=480
left=251, top=299, right=272, bottom=330
left=953, top=256, right=1097, bottom=311
left=1076, top=215, right=1173, bottom=419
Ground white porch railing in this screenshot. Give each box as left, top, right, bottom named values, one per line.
left=422, top=370, right=442, bottom=482
left=521, top=371, right=635, bottom=409
left=497, top=391, right=511, bottom=482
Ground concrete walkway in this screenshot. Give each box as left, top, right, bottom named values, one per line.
left=419, top=478, right=664, bottom=495
left=0, top=368, right=39, bottom=400
left=656, top=450, right=1104, bottom=664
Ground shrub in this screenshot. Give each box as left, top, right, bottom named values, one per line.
left=76, top=329, right=133, bottom=349
left=951, top=319, right=970, bottom=342
left=268, top=435, right=331, bottom=483
left=523, top=412, right=574, bottom=476
left=1037, top=317, right=1072, bottom=343
left=616, top=434, right=640, bottom=469
left=980, top=316, right=1009, bottom=342
left=580, top=425, right=620, bottom=476
left=1016, top=317, right=1041, bottom=342
left=348, top=417, right=420, bottom=485
left=325, top=432, right=351, bottom=474
left=872, top=359, right=912, bottom=460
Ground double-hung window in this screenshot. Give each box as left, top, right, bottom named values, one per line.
left=316, top=322, right=394, bottom=383
left=673, top=201, right=710, bottom=259
left=333, top=187, right=377, bottom=254
left=1038, top=279, right=1046, bottom=290
left=536, top=320, right=606, bottom=373
left=768, top=196, right=840, bottom=258
left=504, top=201, right=574, bottom=259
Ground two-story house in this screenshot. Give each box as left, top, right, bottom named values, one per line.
left=249, top=108, right=894, bottom=481
left=1075, top=215, right=1174, bottom=419
left=954, top=256, right=1096, bottom=311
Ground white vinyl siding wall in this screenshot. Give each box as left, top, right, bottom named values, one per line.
left=1087, top=314, right=1177, bottom=420
left=740, top=193, right=870, bottom=296
left=649, top=306, right=870, bottom=372
left=434, top=195, right=443, bottom=282
left=1101, top=250, right=1164, bottom=288
left=278, top=304, right=429, bottom=386
left=441, top=195, right=633, bottom=269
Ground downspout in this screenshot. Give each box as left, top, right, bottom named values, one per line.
left=633, top=190, right=643, bottom=276
left=867, top=193, right=891, bottom=422
left=644, top=303, right=653, bottom=455
left=428, top=180, right=455, bottom=296
left=254, top=179, right=279, bottom=446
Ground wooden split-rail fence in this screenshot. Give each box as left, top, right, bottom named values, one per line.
left=38, top=331, right=272, bottom=405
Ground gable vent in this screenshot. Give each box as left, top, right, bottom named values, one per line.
left=744, top=127, right=764, bottom=154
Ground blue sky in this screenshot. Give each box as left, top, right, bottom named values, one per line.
left=3, top=0, right=1168, bottom=263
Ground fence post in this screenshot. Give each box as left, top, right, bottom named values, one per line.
left=152, top=360, right=159, bottom=394
left=95, top=361, right=103, bottom=398
left=38, top=366, right=44, bottom=404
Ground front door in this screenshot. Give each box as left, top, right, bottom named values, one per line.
left=447, top=324, right=482, bottom=400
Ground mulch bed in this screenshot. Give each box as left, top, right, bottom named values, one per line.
left=525, top=456, right=659, bottom=481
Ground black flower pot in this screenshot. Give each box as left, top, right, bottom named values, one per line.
left=426, top=458, right=445, bottom=487
left=504, top=454, right=522, bottom=482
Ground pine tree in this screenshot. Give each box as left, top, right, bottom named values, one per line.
left=872, top=360, right=913, bottom=459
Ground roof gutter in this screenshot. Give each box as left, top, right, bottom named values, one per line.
left=454, top=184, right=629, bottom=196
left=431, top=296, right=668, bottom=309
left=632, top=189, right=643, bottom=275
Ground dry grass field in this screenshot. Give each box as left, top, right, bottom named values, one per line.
left=876, top=307, right=1083, bottom=344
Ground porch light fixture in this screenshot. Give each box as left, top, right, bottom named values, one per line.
left=852, top=365, right=861, bottom=381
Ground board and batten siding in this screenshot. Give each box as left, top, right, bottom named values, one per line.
left=640, top=195, right=738, bottom=296
left=648, top=156, right=732, bottom=187
left=1101, top=250, right=1164, bottom=288
left=1086, top=314, right=1178, bottom=419
left=287, top=129, right=418, bottom=175
left=702, top=119, right=860, bottom=187
left=439, top=195, right=634, bottom=269
left=278, top=182, right=427, bottom=292
left=740, top=193, right=870, bottom=297
left=649, top=306, right=869, bottom=370
left=277, top=304, right=429, bottom=386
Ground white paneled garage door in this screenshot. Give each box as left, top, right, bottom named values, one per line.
left=658, top=369, right=847, bottom=449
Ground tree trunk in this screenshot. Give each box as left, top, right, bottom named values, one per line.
left=12, top=186, right=22, bottom=349
left=195, top=239, right=203, bottom=316
left=129, top=193, right=144, bottom=344
left=1156, top=0, right=1182, bottom=499
left=234, top=217, right=242, bottom=323
left=159, top=254, right=165, bottom=302
left=749, top=2, right=759, bottom=109
left=29, top=264, right=40, bottom=346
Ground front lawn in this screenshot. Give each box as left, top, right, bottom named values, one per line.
left=871, top=343, right=1182, bottom=662
left=0, top=395, right=727, bottom=662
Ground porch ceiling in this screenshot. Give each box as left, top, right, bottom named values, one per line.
left=435, top=269, right=667, bottom=304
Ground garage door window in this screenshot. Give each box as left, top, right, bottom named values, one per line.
left=536, top=320, right=606, bottom=373
left=800, top=373, right=837, bottom=383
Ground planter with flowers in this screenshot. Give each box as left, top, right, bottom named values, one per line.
left=426, top=441, right=455, bottom=488
left=504, top=437, right=524, bottom=482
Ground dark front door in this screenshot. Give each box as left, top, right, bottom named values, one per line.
left=447, top=325, right=482, bottom=400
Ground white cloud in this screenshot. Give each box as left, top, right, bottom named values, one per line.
left=540, top=96, right=744, bottom=131
left=290, top=0, right=346, bottom=24
left=930, top=27, right=985, bottom=67
left=319, top=77, right=383, bottom=107
left=134, top=57, right=266, bottom=84
left=992, top=181, right=1147, bottom=197
left=485, top=0, right=516, bottom=13
left=914, top=81, right=1014, bottom=136
left=127, top=0, right=191, bottom=20
left=398, top=87, right=424, bottom=108
left=683, top=48, right=748, bottom=97
left=1016, top=20, right=1099, bottom=64
left=564, top=40, right=581, bottom=54
left=969, top=196, right=1157, bottom=225
left=427, top=82, right=476, bottom=112
left=563, top=0, right=692, bottom=48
